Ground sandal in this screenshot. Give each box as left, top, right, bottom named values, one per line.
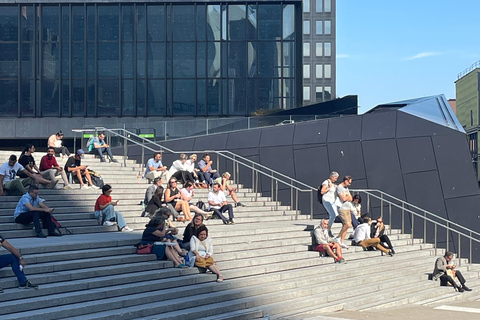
left=176, top=263, right=188, bottom=268
left=216, top=275, right=224, bottom=283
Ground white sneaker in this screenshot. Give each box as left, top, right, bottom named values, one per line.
left=81, top=185, right=90, bottom=190
left=90, top=185, right=100, bottom=190
left=122, top=226, right=134, bottom=232
left=63, top=184, right=75, bottom=190
left=103, top=221, right=115, bottom=226
left=340, top=242, right=349, bottom=249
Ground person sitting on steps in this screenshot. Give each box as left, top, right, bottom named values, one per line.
left=94, top=184, right=133, bottom=232
left=88, top=132, right=118, bottom=163
left=432, top=251, right=471, bottom=292
left=64, top=149, right=99, bottom=190
left=313, top=219, right=345, bottom=263
left=353, top=215, right=393, bottom=256
left=215, top=172, right=245, bottom=208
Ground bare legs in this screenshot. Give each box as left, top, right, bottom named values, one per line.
left=164, top=246, right=185, bottom=267
left=207, top=264, right=224, bottom=282
left=175, top=200, right=192, bottom=220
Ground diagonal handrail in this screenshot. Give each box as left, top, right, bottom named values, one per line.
left=72, top=127, right=480, bottom=263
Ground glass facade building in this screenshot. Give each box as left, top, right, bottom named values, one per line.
left=0, top=1, right=302, bottom=118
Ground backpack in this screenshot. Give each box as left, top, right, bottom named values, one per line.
left=317, top=186, right=323, bottom=204
left=88, top=169, right=104, bottom=188
left=86, top=137, right=94, bottom=152
left=195, top=200, right=206, bottom=211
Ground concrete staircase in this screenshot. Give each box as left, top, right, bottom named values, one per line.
left=0, top=150, right=479, bottom=319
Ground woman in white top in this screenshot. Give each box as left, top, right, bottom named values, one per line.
left=189, top=225, right=224, bottom=282
left=185, top=154, right=207, bottom=188
left=169, top=154, right=195, bottom=184
left=47, top=131, right=71, bottom=159
left=320, top=171, right=339, bottom=236
left=181, top=182, right=212, bottom=218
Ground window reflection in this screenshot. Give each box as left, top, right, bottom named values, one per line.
left=325, top=21, right=331, bottom=34
left=324, top=42, right=331, bottom=56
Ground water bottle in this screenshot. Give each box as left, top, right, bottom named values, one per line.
left=264, top=314, right=270, bottom=320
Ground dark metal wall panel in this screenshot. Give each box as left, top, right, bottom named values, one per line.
left=444, top=195, right=480, bottom=231
left=226, top=129, right=262, bottom=149
left=193, top=134, right=228, bottom=151
left=396, top=111, right=457, bottom=139
left=432, top=134, right=479, bottom=199
left=397, top=137, right=437, bottom=174
left=292, top=145, right=329, bottom=186
left=327, top=141, right=366, bottom=180
left=326, top=115, right=362, bottom=143
left=361, top=111, right=396, bottom=141
left=362, top=139, right=406, bottom=199
left=259, top=125, right=295, bottom=148
left=292, top=120, right=328, bottom=145
left=403, top=171, right=447, bottom=217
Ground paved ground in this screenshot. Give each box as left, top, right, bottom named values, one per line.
left=299, top=299, right=480, bottom=320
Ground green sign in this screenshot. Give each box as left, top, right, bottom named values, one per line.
left=83, top=134, right=94, bottom=138
left=139, top=134, right=154, bottom=138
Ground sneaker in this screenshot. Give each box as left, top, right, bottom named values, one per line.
left=339, top=258, right=346, bottom=264
left=19, top=280, right=38, bottom=289
left=89, top=185, right=100, bottom=190
left=122, top=226, right=134, bottom=232
left=103, top=221, right=115, bottom=226
left=36, top=232, right=47, bottom=238
left=340, top=242, right=349, bottom=249
left=110, top=158, right=119, bottom=163
left=235, top=202, right=245, bottom=207
left=229, top=219, right=235, bottom=225
left=63, top=184, right=75, bottom=190
left=80, top=185, right=90, bottom=190
left=100, top=158, right=106, bottom=163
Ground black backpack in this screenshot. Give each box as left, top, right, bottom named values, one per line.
left=196, top=200, right=206, bottom=211
left=317, top=186, right=323, bottom=204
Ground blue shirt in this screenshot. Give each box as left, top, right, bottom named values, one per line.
left=145, top=158, right=163, bottom=175
left=14, top=193, right=45, bottom=219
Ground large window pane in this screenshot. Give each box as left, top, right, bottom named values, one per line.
left=207, top=5, right=221, bottom=41
left=258, top=42, right=280, bottom=77
left=197, top=5, right=206, bottom=41
left=98, top=6, right=119, bottom=41
left=258, top=5, right=281, bottom=40
left=197, top=79, right=206, bottom=115
left=72, top=80, right=85, bottom=116
left=283, top=5, right=295, bottom=40
left=0, top=7, right=18, bottom=41
left=0, top=80, right=18, bottom=116
left=21, top=6, right=35, bottom=42
left=137, top=5, right=146, bottom=41
left=98, top=42, right=119, bottom=77
left=41, top=79, right=59, bottom=116
left=228, top=5, right=246, bottom=40
left=246, top=79, right=257, bottom=114
left=122, top=79, right=134, bottom=116
left=21, top=43, right=34, bottom=78
left=121, top=5, right=134, bottom=41
left=0, top=43, right=18, bottom=78
left=98, top=79, right=119, bottom=115
left=122, top=42, right=134, bottom=77
left=42, top=6, right=59, bottom=42
left=228, top=42, right=246, bottom=78
left=42, top=43, right=59, bottom=79
left=173, top=79, right=195, bottom=115
left=87, top=80, right=95, bottom=116
left=136, top=79, right=145, bottom=115
left=229, top=78, right=246, bottom=115
left=147, top=5, right=165, bottom=41
left=172, top=5, right=195, bottom=41
left=20, top=80, right=34, bottom=116
left=325, top=21, right=331, bottom=34
left=303, top=21, right=310, bottom=35
left=72, top=5, right=85, bottom=41
left=137, top=42, right=146, bottom=78
left=87, top=5, right=95, bottom=41
left=72, top=43, right=85, bottom=79
left=62, top=6, right=70, bottom=42
left=61, top=43, right=70, bottom=78
left=197, top=42, right=206, bottom=78
left=246, top=5, right=257, bottom=40
left=324, top=42, right=331, bottom=56
left=148, top=80, right=166, bottom=116
left=207, top=79, right=221, bottom=115
left=283, top=42, right=294, bottom=77
left=324, top=64, right=331, bottom=78
left=316, top=86, right=323, bottom=101
left=61, top=81, right=70, bottom=116
left=173, top=43, right=195, bottom=78
left=147, top=43, right=165, bottom=78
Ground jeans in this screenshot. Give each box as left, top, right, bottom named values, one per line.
left=322, top=200, right=338, bottom=228
left=0, top=254, right=27, bottom=285
left=15, top=211, right=55, bottom=234
left=212, top=204, right=234, bottom=222
left=203, top=171, right=220, bottom=185
left=54, top=146, right=70, bottom=157
left=96, top=205, right=127, bottom=229
left=95, top=147, right=114, bottom=161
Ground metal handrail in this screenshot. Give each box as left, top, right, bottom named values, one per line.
left=72, top=127, right=314, bottom=219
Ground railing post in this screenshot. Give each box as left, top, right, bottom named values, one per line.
left=380, top=193, right=384, bottom=219
left=310, top=190, right=313, bottom=220
left=295, top=189, right=299, bottom=220
left=290, top=179, right=293, bottom=210
left=123, top=127, right=127, bottom=167
left=411, top=212, right=414, bottom=245
left=446, top=222, right=450, bottom=252
left=470, top=231, right=473, bottom=264
left=388, top=203, right=392, bottom=235
left=367, top=194, right=370, bottom=213
left=206, top=119, right=209, bottom=135
left=216, top=153, right=220, bottom=173
left=73, top=132, right=77, bottom=153
left=401, top=203, right=405, bottom=234
left=458, top=233, right=462, bottom=267
left=251, top=164, right=255, bottom=193
left=275, top=180, right=278, bottom=211
left=434, top=224, right=438, bottom=256
left=141, top=146, right=145, bottom=169
left=423, top=211, right=427, bottom=244
left=255, top=171, right=258, bottom=202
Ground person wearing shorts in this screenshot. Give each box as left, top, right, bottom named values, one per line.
left=313, top=219, right=345, bottom=263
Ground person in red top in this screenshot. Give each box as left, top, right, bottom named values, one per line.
left=40, top=147, right=74, bottom=190
left=94, top=184, right=133, bottom=232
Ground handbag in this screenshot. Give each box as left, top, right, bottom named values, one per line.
left=137, top=243, right=153, bottom=254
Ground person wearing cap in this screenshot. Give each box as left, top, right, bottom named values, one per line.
left=64, top=149, right=99, bottom=190
left=214, top=172, right=245, bottom=207
left=48, top=130, right=70, bottom=159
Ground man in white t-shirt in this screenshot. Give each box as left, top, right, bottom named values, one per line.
left=0, top=155, right=38, bottom=196
left=207, top=183, right=234, bottom=224
left=336, top=176, right=353, bottom=248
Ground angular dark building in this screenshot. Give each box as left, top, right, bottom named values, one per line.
left=0, top=1, right=303, bottom=139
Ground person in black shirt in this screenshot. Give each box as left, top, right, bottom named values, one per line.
left=181, top=213, right=205, bottom=250
left=64, top=149, right=98, bottom=190
left=17, top=144, right=52, bottom=188
left=0, top=234, right=38, bottom=290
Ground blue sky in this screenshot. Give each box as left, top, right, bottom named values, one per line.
left=336, top=0, right=480, bottom=113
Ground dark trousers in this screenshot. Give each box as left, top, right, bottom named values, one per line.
left=197, top=171, right=206, bottom=183
left=379, top=234, right=394, bottom=253
left=95, top=147, right=114, bottom=161
left=15, top=211, right=55, bottom=234
left=440, top=270, right=466, bottom=288
left=212, top=204, right=234, bottom=222
left=171, top=171, right=195, bottom=184
left=54, top=146, right=70, bottom=157
left=0, top=254, right=27, bottom=285
left=203, top=171, right=220, bottom=185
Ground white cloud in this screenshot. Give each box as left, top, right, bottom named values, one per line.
left=337, top=53, right=350, bottom=58
left=404, top=51, right=441, bottom=60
